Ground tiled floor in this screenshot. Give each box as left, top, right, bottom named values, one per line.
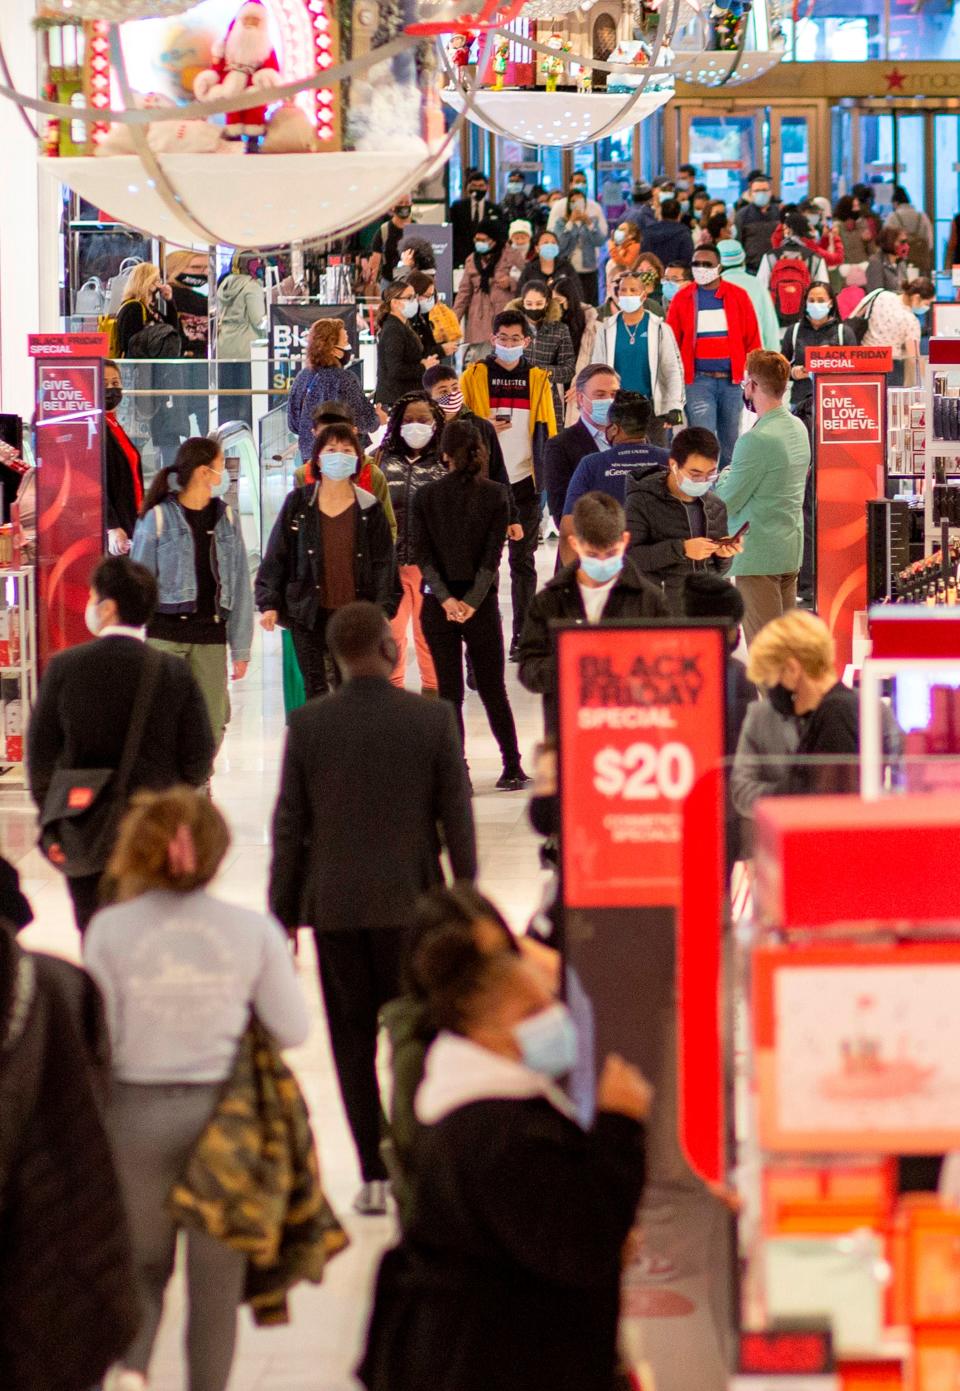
left=12, top=545, right=556, bottom=1391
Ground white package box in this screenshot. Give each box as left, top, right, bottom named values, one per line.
left=763, top=1235, right=886, bottom=1355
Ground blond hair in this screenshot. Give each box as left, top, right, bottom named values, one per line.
left=122, top=262, right=162, bottom=306
left=747, top=610, right=835, bottom=685
left=165, top=249, right=206, bottom=285
left=106, top=786, right=230, bottom=902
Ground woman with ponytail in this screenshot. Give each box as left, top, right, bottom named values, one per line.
left=412, top=418, right=529, bottom=791
left=84, top=787, right=309, bottom=1391
left=131, top=436, right=253, bottom=750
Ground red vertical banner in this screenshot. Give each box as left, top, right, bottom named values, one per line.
left=807, top=346, right=890, bottom=671
left=34, top=352, right=105, bottom=668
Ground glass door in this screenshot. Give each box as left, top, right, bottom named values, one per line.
left=772, top=110, right=812, bottom=205
left=681, top=110, right=764, bottom=208
left=495, top=139, right=564, bottom=197
left=858, top=112, right=926, bottom=215
left=933, top=113, right=960, bottom=269
left=576, top=133, right=635, bottom=227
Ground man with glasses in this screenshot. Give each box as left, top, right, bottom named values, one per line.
left=666, top=241, right=760, bottom=472
left=460, top=309, right=558, bottom=659
left=734, top=173, right=781, bottom=273
left=714, top=350, right=810, bottom=645
left=625, top=426, right=740, bottom=613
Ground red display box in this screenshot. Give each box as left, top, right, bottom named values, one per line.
left=754, top=795, right=960, bottom=931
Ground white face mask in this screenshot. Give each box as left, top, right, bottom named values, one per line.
left=85, top=599, right=105, bottom=636
left=692, top=264, right=720, bottom=287
left=401, top=421, right=436, bottom=450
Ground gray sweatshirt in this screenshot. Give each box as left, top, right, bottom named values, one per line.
left=84, top=889, right=310, bottom=1084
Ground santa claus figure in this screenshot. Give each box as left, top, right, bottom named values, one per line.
left=193, top=1, right=282, bottom=138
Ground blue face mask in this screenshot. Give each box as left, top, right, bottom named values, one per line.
left=913, top=305, right=929, bottom=319
left=579, top=550, right=625, bottom=584
left=210, top=467, right=231, bottom=497
left=538, top=243, right=559, bottom=261
left=807, top=300, right=831, bottom=322
left=494, top=342, right=524, bottom=364
left=660, top=279, right=680, bottom=304
left=319, top=451, right=357, bottom=481
left=752, top=191, right=771, bottom=207
left=513, top=1002, right=579, bottom=1079
left=675, top=466, right=713, bottom=497
left=618, top=294, right=643, bottom=314
left=613, top=229, right=627, bottom=245
left=588, top=396, right=613, bottom=426
left=474, top=240, right=493, bottom=256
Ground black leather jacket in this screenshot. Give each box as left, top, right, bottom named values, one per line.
left=378, top=447, right=447, bottom=566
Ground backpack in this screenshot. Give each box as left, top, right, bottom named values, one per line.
left=768, top=248, right=812, bottom=327
left=99, top=314, right=120, bottom=357
left=848, top=287, right=885, bottom=343
left=890, top=209, right=932, bottom=275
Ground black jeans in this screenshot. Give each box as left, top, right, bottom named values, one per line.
left=508, top=481, right=541, bottom=645
left=314, top=928, right=405, bottom=1183
left=67, top=872, right=103, bottom=934
left=291, top=616, right=341, bottom=700
left=421, top=590, right=522, bottom=770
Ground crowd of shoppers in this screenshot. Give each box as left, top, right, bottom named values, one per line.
left=12, top=161, right=936, bottom=1391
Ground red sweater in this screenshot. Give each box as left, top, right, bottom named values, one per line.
left=666, top=279, right=761, bottom=386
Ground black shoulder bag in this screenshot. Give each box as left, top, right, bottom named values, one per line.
left=39, top=646, right=163, bottom=878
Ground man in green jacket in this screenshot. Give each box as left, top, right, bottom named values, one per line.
left=714, top=349, right=810, bottom=645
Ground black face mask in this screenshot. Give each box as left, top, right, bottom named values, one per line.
left=179, top=273, right=207, bottom=288
left=528, top=793, right=558, bottom=838
left=471, top=188, right=487, bottom=201
left=742, top=387, right=757, bottom=414
left=524, top=307, right=546, bottom=322
left=395, top=206, right=412, bottom=220
left=104, top=386, right=123, bottom=412
left=338, top=346, right=353, bottom=366
left=767, top=683, right=796, bottom=718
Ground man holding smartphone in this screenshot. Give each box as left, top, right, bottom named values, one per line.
left=625, top=425, right=742, bottom=614
left=460, top=309, right=557, bottom=658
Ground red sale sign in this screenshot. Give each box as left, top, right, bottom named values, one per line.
left=557, top=623, right=726, bottom=909
left=813, top=371, right=886, bottom=670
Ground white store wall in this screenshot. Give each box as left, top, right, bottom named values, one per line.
left=0, top=0, right=60, bottom=421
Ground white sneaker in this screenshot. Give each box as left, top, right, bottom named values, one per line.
left=103, top=1369, right=148, bottom=1391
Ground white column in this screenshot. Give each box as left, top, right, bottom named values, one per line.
left=0, top=0, right=60, bottom=420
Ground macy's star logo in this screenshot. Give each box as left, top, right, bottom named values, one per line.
left=884, top=68, right=907, bottom=92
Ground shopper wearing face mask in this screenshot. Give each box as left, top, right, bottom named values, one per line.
left=506, top=219, right=534, bottom=293
left=713, top=351, right=810, bottom=645
left=517, top=230, right=575, bottom=295
left=560, top=391, right=669, bottom=564
left=715, top=240, right=782, bottom=352
left=358, top=925, right=651, bottom=1391
left=423, top=365, right=519, bottom=531
left=27, top=556, right=214, bottom=933
left=460, top=309, right=558, bottom=659
left=780, top=284, right=856, bottom=603
left=501, top=167, right=535, bottom=225
left=543, top=363, right=620, bottom=528
left=370, top=197, right=416, bottom=290
left=376, top=281, right=440, bottom=409
left=519, top=492, right=666, bottom=733
left=288, top=316, right=380, bottom=464
left=604, top=221, right=644, bottom=301
left=413, top=419, right=529, bottom=789
left=546, top=171, right=608, bottom=238
left=405, top=270, right=462, bottom=362
left=625, top=425, right=738, bottom=613
left=454, top=221, right=524, bottom=365
left=103, top=360, right=144, bottom=558
left=555, top=184, right=607, bottom=306
left=450, top=170, right=501, bottom=271
left=591, top=272, right=685, bottom=447
left=640, top=198, right=695, bottom=272
left=374, top=393, right=447, bottom=695
left=510, top=281, right=576, bottom=422
left=132, top=437, right=253, bottom=752
left=733, top=174, right=781, bottom=274
left=855, top=277, right=935, bottom=388
left=256, top=424, right=398, bottom=699
left=666, top=242, right=761, bottom=471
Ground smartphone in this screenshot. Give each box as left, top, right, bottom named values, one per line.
left=495, top=412, right=511, bottom=424
left=716, top=520, right=750, bottom=546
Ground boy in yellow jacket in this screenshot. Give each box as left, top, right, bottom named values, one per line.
left=460, top=308, right=558, bottom=658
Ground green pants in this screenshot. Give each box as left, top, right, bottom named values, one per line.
left=148, top=639, right=230, bottom=751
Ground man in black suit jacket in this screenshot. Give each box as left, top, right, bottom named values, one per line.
left=543, top=364, right=621, bottom=527
left=27, top=557, right=214, bottom=932
left=450, top=169, right=502, bottom=270
left=103, top=360, right=145, bottom=555
left=269, top=601, right=476, bottom=1215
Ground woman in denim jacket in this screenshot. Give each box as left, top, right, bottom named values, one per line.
left=555, top=187, right=607, bottom=307
left=132, top=437, right=253, bottom=750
